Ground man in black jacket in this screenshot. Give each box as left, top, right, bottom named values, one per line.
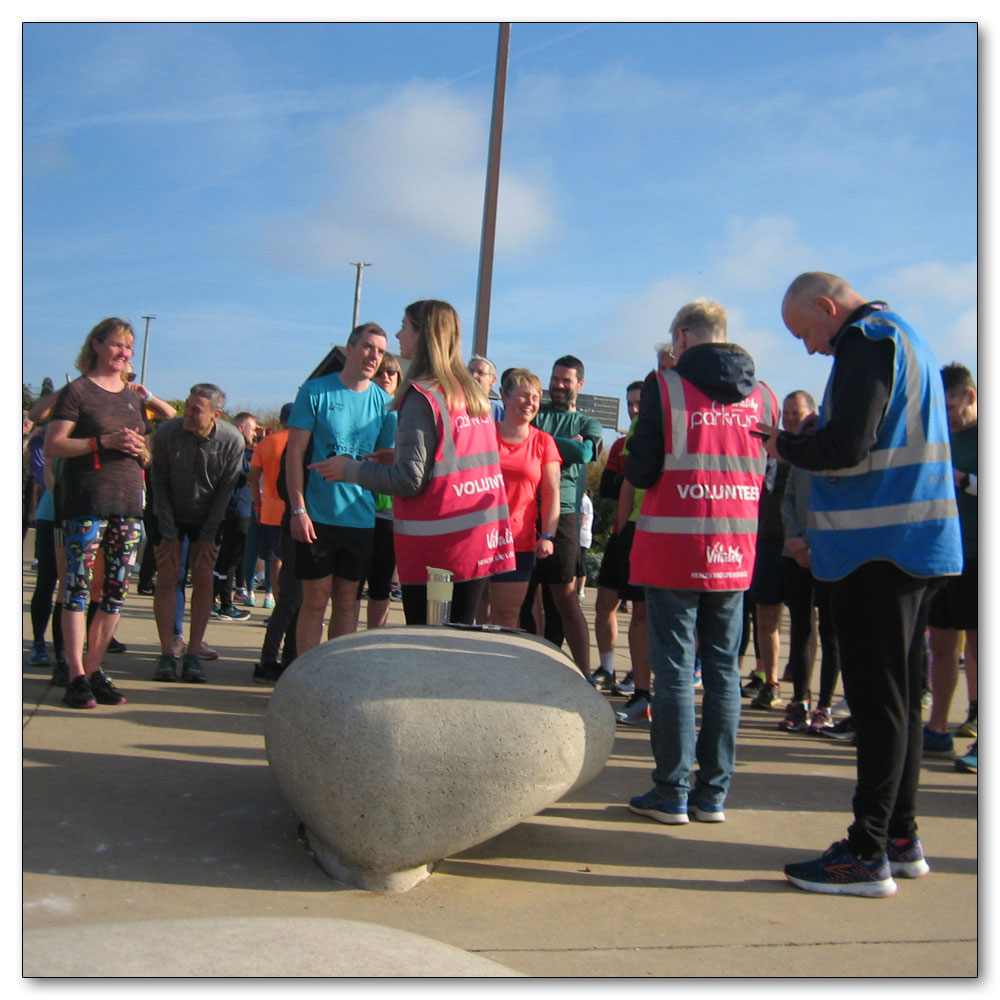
left=625, top=299, right=775, bottom=827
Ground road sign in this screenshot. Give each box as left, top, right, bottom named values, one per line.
left=540, top=391, right=619, bottom=430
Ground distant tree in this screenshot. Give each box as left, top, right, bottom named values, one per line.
left=255, top=407, right=282, bottom=432
left=23, top=382, right=35, bottom=411
left=40, top=377, right=54, bottom=396
left=586, top=449, right=618, bottom=555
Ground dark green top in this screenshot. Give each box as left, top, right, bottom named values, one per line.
left=533, top=407, right=604, bottom=513
left=950, top=422, right=977, bottom=558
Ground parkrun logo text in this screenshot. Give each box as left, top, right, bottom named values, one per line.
left=690, top=397, right=759, bottom=429
left=705, top=542, right=744, bottom=566
left=452, top=473, right=505, bottom=498
left=677, top=483, right=760, bottom=501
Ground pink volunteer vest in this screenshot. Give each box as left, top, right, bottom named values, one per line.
left=393, top=383, right=515, bottom=584
left=630, top=370, right=776, bottom=591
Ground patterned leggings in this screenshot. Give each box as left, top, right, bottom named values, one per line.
left=63, top=516, right=143, bottom=615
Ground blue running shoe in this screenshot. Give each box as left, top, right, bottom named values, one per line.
left=612, top=671, right=635, bottom=696
left=181, top=653, right=207, bottom=684
left=152, top=654, right=178, bottom=682
left=886, top=837, right=930, bottom=878
left=628, top=790, right=689, bottom=825
left=923, top=725, right=954, bottom=758
left=955, top=741, right=977, bottom=773
left=29, top=642, right=51, bottom=666
left=217, top=605, right=251, bottom=622
left=615, top=693, right=652, bottom=725
left=588, top=667, right=615, bottom=690
left=784, top=839, right=897, bottom=897
left=690, top=801, right=726, bottom=823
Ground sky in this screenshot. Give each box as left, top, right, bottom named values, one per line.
left=20, top=19, right=979, bottom=436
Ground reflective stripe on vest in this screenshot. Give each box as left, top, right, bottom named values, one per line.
left=807, top=311, right=962, bottom=580
left=810, top=498, right=957, bottom=533
left=660, top=370, right=772, bottom=474
left=815, top=316, right=953, bottom=478
left=395, top=504, right=512, bottom=536
left=637, top=369, right=772, bottom=538
left=637, top=514, right=761, bottom=535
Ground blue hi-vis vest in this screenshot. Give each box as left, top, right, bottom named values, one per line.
left=808, top=310, right=962, bottom=581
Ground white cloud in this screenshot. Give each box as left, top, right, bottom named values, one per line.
left=512, top=64, right=695, bottom=124
left=714, top=215, right=811, bottom=291
left=941, top=307, right=979, bottom=372
left=615, top=274, right=708, bottom=340
left=256, top=81, right=555, bottom=281
left=883, top=260, right=977, bottom=306
left=876, top=261, right=978, bottom=376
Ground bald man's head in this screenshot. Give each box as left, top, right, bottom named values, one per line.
left=781, top=271, right=867, bottom=356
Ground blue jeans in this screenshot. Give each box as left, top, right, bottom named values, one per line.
left=174, top=536, right=190, bottom=637
left=646, top=587, right=744, bottom=809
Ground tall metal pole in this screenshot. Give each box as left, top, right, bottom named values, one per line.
left=139, top=315, right=156, bottom=385
left=350, top=262, right=372, bottom=332
left=472, top=22, right=510, bottom=359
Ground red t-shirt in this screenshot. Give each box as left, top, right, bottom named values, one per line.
left=605, top=435, right=626, bottom=475
left=495, top=424, right=562, bottom=552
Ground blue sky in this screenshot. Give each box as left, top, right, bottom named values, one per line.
left=21, top=20, right=978, bottom=433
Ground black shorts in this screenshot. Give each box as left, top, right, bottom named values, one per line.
left=362, top=517, right=397, bottom=600
left=748, top=539, right=783, bottom=606
left=294, top=522, right=373, bottom=583
left=616, top=520, right=645, bottom=603
left=492, top=549, right=536, bottom=583
left=258, top=522, right=282, bottom=563
left=596, top=533, right=620, bottom=590
left=531, top=512, right=579, bottom=585
left=927, top=558, right=977, bottom=631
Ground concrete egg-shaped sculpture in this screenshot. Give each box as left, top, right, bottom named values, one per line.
left=265, top=627, right=615, bottom=892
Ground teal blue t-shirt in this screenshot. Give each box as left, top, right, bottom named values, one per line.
left=289, top=373, right=397, bottom=529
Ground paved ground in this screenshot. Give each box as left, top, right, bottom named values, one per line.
left=21, top=533, right=978, bottom=978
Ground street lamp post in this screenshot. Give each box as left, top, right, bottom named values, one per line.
left=350, top=262, right=372, bottom=332
left=472, top=22, right=511, bottom=359
left=139, top=315, right=156, bottom=385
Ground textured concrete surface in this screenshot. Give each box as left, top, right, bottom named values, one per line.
left=20, top=532, right=978, bottom=978
left=23, top=917, right=522, bottom=977
left=265, top=627, right=615, bottom=891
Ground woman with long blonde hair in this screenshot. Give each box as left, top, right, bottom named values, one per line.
left=312, top=299, right=514, bottom=624
left=393, top=300, right=489, bottom=418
